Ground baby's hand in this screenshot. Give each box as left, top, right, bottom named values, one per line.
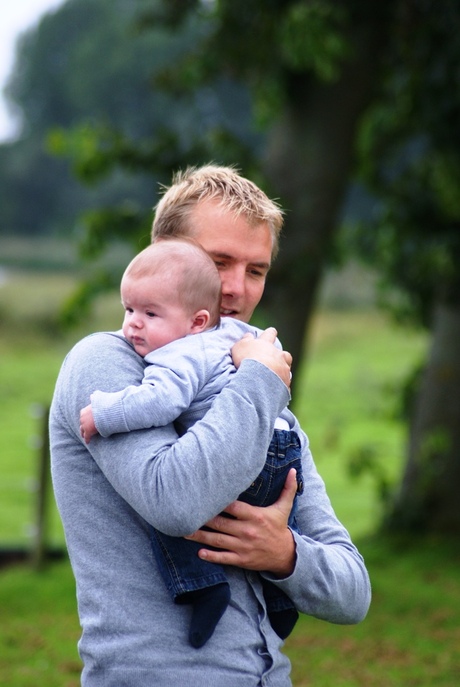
left=231, top=327, right=292, bottom=388
left=80, top=404, right=98, bottom=444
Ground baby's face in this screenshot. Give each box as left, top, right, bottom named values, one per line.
left=120, top=274, right=195, bottom=357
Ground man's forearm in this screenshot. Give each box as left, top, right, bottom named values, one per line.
left=101, top=361, right=290, bottom=535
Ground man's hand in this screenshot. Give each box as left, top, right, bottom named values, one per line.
left=185, top=468, right=298, bottom=578
left=231, top=327, right=292, bottom=389
left=79, top=404, right=98, bottom=444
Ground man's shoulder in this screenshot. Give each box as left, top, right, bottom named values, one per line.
left=62, top=330, right=138, bottom=370
left=68, top=329, right=127, bottom=354
left=55, top=329, right=145, bottom=399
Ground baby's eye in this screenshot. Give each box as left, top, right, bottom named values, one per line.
left=125, top=307, right=133, bottom=313
left=146, top=311, right=156, bottom=318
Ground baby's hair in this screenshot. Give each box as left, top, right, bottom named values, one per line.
left=152, top=164, right=284, bottom=259
left=123, top=237, right=222, bottom=328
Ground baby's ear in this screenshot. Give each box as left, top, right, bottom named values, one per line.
left=191, top=309, right=211, bottom=333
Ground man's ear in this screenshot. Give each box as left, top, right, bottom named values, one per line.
left=190, top=309, right=211, bottom=333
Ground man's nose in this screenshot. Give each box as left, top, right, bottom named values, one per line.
left=221, top=266, right=245, bottom=298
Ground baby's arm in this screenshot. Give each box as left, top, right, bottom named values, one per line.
left=80, top=403, right=98, bottom=444
left=81, top=336, right=208, bottom=440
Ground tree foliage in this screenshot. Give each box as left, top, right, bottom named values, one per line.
left=356, top=0, right=460, bottom=324
left=4, top=0, right=460, bottom=533
left=3, top=0, right=395, bottom=361
left=0, top=0, right=258, bottom=238
left=354, top=0, right=460, bottom=533
left=116, top=0, right=395, bottom=372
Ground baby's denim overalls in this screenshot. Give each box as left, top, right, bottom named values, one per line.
left=149, top=429, right=303, bottom=639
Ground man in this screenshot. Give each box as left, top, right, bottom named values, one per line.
left=50, top=165, right=371, bottom=686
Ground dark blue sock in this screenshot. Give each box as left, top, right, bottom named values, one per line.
left=269, top=608, right=299, bottom=639
left=187, top=582, right=231, bottom=648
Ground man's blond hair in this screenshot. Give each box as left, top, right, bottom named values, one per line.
left=151, top=165, right=284, bottom=259
left=122, top=237, right=222, bottom=328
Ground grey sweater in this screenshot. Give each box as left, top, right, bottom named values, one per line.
left=50, top=330, right=371, bottom=687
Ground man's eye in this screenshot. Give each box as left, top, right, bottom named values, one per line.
left=214, top=260, right=226, bottom=269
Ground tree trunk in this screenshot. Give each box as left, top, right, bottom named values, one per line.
left=387, top=302, right=460, bottom=533
left=259, top=17, right=394, bottom=390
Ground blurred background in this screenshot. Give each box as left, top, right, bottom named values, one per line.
left=1, top=1, right=459, bottom=685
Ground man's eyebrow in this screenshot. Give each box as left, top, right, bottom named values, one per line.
left=249, top=260, right=271, bottom=271
left=209, top=251, right=271, bottom=270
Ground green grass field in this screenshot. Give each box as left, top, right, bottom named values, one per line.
left=1, top=267, right=459, bottom=686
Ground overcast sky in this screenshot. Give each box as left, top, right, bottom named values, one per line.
left=0, top=0, right=65, bottom=141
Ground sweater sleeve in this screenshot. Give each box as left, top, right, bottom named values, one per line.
left=51, top=331, right=289, bottom=535
left=90, top=337, right=208, bottom=437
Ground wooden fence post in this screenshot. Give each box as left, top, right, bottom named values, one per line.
left=31, top=404, right=50, bottom=570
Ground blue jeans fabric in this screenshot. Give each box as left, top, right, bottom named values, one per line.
left=149, top=429, right=303, bottom=615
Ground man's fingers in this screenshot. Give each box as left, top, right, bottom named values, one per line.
left=283, top=350, right=293, bottom=368
left=185, top=472, right=299, bottom=574
left=257, top=327, right=278, bottom=343
left=279, top=469, right=298, bottom=511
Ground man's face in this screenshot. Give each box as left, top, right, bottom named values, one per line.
left=188, top=200, right=273, bottom=323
